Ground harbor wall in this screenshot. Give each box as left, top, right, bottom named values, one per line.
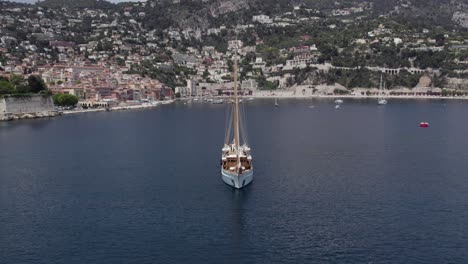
left=0, top=95, right=57, bottom=120
left=0, top=99, right=6, bottom=117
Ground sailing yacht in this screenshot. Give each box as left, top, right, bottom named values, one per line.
left=378, top=75, right=388, bottom=105
left=221, top=40, right=254, bottom=189
left=274, top=98, right=279, bottom=107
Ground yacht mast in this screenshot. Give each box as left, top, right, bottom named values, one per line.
left=233, top=38, right=241, bottom=170
left=379, top=74, right=383, bottom=97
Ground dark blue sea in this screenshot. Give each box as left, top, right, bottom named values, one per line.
left=1, top=98, right=468, bottom=263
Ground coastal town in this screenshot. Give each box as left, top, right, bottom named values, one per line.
left=1, top=0, right=468, bottom=120
left=3, top=2, right=468, bottom=262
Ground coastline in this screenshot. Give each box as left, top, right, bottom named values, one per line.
left=244, top=94, right=468, bottom=100
left=3, top=94, right=467, bottom=122
left=63, top=100, right=175, bottom=115
left=1, top=100, right=175, bottom=122
left=183, top=93, right=468, bottom=100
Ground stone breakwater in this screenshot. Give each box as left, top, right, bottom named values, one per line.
left=0, top=95, right=60, bottom=121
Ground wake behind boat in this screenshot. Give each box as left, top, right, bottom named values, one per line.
left=220, top=39, right=253, bottom=189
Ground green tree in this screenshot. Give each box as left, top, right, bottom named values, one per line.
left=28, top=75, right=47, bottom=93
left=10, top=74, right=24, bottom=86
left=202, top=69, right=209, bottom=79
left=61, top=94, right=78, bottom=106
left=0, top=80, right=15, bottom=95
left=16, top=83, right=31, bottom=93
left=53, top=94, right=78, bottom=107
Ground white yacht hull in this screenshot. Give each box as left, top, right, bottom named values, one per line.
left=221, top=169, right=253, bottom=189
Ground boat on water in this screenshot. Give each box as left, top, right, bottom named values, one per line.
left=161, top=100, right=173, bottom=105
left=420, top=122, right=429, bottom=128
left=274, top=98, right=279, bottom=107
left=221, top=40, right=253, bottom=189
left=378, top=99, right=388, bottom=105
left=378, top=75, right=388, bottom=105
left=334, top=99, right=344, bottom=104
left=212, top=99, right=224, bottom=104
left=335, top=104, right=341, bottom=109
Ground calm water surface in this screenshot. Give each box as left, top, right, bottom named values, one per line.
left=1, top=99, right=468, bottom=263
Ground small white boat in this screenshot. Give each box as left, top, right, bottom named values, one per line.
left=334, top=99, right=344, bottom=104
left=248, top=98, right=254, bottom=101
left=335, top=105, right=340, bottom=109
left=213, top=99, right=224, bottom=104
left=309, top=105, right=315, bottom=108
left=378, top=99, right=388, bottom=105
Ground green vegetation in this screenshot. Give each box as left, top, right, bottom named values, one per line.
left=28, top=75, right=48, bottom=93
left=442, top=89, right=468, bottom=96
left=0, top=80, right=15, bottom=95
left=257, top=76, right=278, bottom=90
left=53, top=93, right=79, bottom=107
left=127, top=59, right=197, bottom=88
left=38, top=0, right=114, bottom=9
left=0, top=74, right=48, bottom=96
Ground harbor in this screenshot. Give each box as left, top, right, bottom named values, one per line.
left=2, top=99, right=468, bottom=263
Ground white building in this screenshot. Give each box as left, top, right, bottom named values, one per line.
left=187, top=79, right=198, bottom=97
left=228, top=40, right=243, bottom=50
left=252, top=15, right=272, bottom=24
left=394, top=38, right=403, bottom=45
left=252, top=58, right=266, bottom=70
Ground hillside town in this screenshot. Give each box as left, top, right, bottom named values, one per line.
left=1, top=0, right=468, bottom=115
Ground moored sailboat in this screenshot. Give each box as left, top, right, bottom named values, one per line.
left=221, top=40, right=253, bottom=189
left=378, top=75, right=388, bottom=105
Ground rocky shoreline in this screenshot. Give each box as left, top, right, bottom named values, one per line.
left=0, top=100, right=176, bottom=122
left=0, top=111, right=62, bottom=121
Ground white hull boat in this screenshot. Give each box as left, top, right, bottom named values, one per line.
left=222, top=168, right=254, bottom=189
left=220, top=38, right=253, bottom=189
left=378, top=99, right=387, bottom=105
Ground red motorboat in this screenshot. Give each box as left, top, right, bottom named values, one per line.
left=419, top=122, right=429, bottom=128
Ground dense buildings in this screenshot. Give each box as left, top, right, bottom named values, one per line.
left=1, top=0, right=468, bottom=101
